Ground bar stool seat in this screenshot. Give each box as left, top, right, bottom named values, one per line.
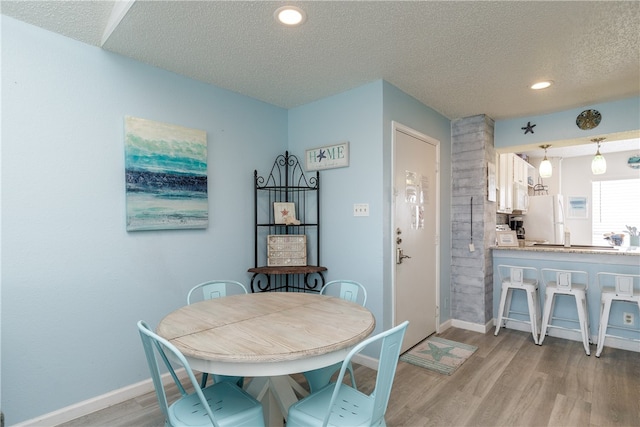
left=539, top=268, right=591, bottom=355
left=595, top=272, right=640, bottom=358
left=495, top=265, right=541, bottom=344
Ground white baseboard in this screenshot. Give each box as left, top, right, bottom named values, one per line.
left=438, top=318, right=452, bottom=332
left=445, top=317, right=639, bottom=354
left=352, top=353, right=378, bottom=370
left=14, top=369, right=187, bottom=427
left=450, top=318, right=493, bottom=334
left=498, top=319, right=640, bottom=353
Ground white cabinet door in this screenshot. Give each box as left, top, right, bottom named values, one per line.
left=513, top=155, right=527, bottom=185
left=498, top=154, right=533, bottom=213
left=497, top=153, right=513, bottom=213
left=512, top=155, right=533, bottom=212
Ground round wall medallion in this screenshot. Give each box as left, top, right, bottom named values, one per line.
left=576, top=109, right=602, bottom=130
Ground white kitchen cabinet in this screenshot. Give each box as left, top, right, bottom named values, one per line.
left=513, top=155, right=529, bottom=186
left=497, top=153, right=513, bottom=213
left=512, top=155, right=532, bottom=212
left=497, top=153, right=533, bottom=213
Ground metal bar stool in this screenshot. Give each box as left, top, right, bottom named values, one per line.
left=595, top=272, right=640, bottom=357
left=539, top=268, right=591, bottom=355
left=495, top=265, right=541, bottom=344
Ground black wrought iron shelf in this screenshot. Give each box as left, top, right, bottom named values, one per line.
left=256, top=223, right=319, bottom=227
left=249, top=151, right=326, bottom=293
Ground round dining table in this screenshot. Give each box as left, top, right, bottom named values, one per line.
left=156, top=292, right=375, bottom=426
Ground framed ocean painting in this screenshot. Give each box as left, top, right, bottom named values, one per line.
left=124, top=116, right=208, bottom=231
left=567, top=196, right=588, bottom=219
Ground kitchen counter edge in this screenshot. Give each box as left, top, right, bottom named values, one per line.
left=491, top=245, right=640, bottom=256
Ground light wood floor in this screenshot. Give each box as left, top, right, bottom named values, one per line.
left=59, top=327, right=640, bottom=427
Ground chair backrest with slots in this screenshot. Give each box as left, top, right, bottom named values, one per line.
left=541, top=268, right=589, bottom=291
left=187, top=280, right=248, bottom=305
left=511, top=267, right=524, bottom=284
left=615, top=275, right=634, bottom=297
left=137, top=321, right=216, bottom=426
left=597, top=272, right=640, bottom=298
left=320, top=280, right=367, bottom=307
left=322, top=321, right=408, bottom=427
left=497, top=265, right=538, bottom=286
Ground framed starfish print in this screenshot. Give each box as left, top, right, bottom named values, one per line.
left=273, top=202, right=296, bottom=224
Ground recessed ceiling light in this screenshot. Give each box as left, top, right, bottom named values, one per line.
left=275, top=6, right=306, bottom=26
left=531, top=81, right=553, bottom=90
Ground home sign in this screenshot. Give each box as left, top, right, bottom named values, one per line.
left=305, top=142, right=349, bottom=171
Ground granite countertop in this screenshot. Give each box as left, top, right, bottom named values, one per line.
left=491, top=244, right=640, bottom=256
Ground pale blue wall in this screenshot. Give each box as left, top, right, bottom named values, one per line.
left=1, top=16, right=286, bottom=424
left=382, top=81, right=453, bottom=326
left=495, top=97, right=640, bottom=150
left=288, top=81, right=452, bottom=340
left=288, top=82, right=386, bottom=336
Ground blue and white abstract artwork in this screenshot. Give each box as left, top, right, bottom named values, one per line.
left=567, top=196, right=588, bottom=219
left=125, top=116, right=208, bottom=231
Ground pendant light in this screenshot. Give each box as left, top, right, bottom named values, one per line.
left=539, top=144, right=552, bottom=178
left=591, top=137, right=607, bottom=175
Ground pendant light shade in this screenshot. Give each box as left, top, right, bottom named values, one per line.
left=539, top=145, right=552, bottom=178
left=591, top=137, right=606, bottom=175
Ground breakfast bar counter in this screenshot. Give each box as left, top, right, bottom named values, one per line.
left=492, top=245, right=640, bottom=353
left=492, top=244, right=640, bottom=257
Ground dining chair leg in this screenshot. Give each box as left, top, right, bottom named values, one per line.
left=525, top=287, right=540, bottom=344
left=538, top=290, right=556, bottom=346
left=200, top=373, right=209, bottom=388
left=494, top=284, right=509, bottom=336
left=575, top=294, right=591, bottom=355
left=287, top=376, right=309, bottom=398
left=596, top=297, right=612, bottom=357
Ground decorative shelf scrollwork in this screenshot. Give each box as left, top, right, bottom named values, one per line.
left=249, top=152, right=326, bottom=292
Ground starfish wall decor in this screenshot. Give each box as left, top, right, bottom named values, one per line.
left=521, top=121, right=536, bottom=134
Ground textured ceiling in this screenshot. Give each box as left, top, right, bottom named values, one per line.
left=2, top=0, right=639, bottom=123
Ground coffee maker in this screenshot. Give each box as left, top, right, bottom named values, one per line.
left=509, top=215, right=525, bottom=240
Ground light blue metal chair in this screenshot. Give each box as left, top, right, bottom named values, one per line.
left=187, top=280, right=247, bottom=388
left=187, top=280, right=248, bottom=304
left=287, top=321, right=409, bottom=427
left=137, top=320, right=264, bottom=427
left=302, top=280, right=368, bottom=393
left=320, top=279, right=368, bottom=306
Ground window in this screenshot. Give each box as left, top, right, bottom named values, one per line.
left=591, top=178, right=640, bottom=245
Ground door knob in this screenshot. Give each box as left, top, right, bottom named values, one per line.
left=396, top=248, right=411, bottom=264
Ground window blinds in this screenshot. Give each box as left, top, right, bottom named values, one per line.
left=591, top=178, right=640, bottom=245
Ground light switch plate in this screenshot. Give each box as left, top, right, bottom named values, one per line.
left=353, top=203, right=369, bottom=216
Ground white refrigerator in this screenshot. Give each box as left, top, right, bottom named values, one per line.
left=524, top=195, right=565, bottom=244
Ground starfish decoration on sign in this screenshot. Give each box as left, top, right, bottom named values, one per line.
left=418, top=342, right=463, bottom=362
left=521, top=122, right=536, bottom=134
left=280, top=208, right=289, bottom=217
left=316, top=149, right=326, bottom=162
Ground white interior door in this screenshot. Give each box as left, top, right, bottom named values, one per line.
left=392, top=123, right=439, bottom=353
